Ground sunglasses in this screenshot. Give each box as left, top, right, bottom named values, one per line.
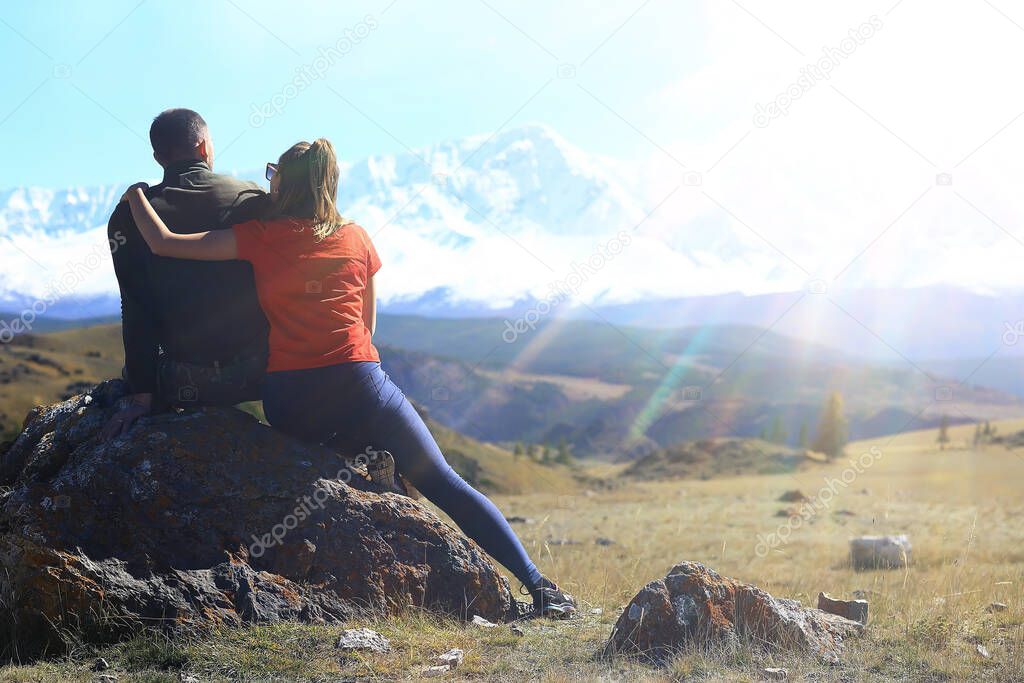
left=265, top=162, right=278, bottom=182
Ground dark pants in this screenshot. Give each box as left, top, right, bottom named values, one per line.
left=156, top=353, right=264, bottom=407
left=262, top=360, right=542, bottom=590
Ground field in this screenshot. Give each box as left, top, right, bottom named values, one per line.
left=3, top=418, right=1022, bottom=681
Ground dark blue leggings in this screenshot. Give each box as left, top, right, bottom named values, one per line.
left=262, top=360, right=542, bottom=590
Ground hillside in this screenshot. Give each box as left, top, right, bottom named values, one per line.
left=371, top=314, right=1024, bottom=453
left=622, top=438, right=817, bottom=480
left=0, top=324, right=123, bottom=439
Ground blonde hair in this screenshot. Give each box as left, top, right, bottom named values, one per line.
left=274, top=138, right=348, bottom=240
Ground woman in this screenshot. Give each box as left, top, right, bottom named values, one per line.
left=121, top=138, right=575, bottom=619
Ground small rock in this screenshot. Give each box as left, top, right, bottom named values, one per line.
left=435, top=648, right=464, bottom=669
left=336, top=627, right=391, bottom=653
left=763, top=668, right=789, bottom=681
left=849, top=535, right=912, bottom=570
left=818, top=592, right=869, bottom=625
left=833, top=509, right=856, bottom=517
left=595, top=537, right=616, bottom=546
left=504, top=515, right=533, bottom=524
left=775, top=507, right=800, bottom=518
left=510, top=624, right=525, bottom=636
left=471, top=614, right=497, bottom=628
left=976, top=644, right=991, bottom=658
left=97, top=676, right=117, bottom=683
left=590, top=607, right=604, bottom=615
left=421, top=664, right=451, bottom=677
left=546, top=538, right=580, bottom=546
left=987, top=602, right=1008, bottom=613
left=179, top=676, right=200, bottom=683
left=778, top=490, right=809, bottom=503
left=91, top=658, right=110, bottom=672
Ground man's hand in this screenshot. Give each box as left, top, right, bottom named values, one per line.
left=120, top=182, right=149, bottom=204
left=101, top=392, right=153, bottom=441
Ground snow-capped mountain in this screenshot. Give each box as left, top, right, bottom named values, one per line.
left=0, top=124, right=705, bottom=319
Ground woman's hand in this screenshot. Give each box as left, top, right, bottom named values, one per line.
left=120, top=182, right=150, bottom=204
left=123, top=184, right=239, bottom=261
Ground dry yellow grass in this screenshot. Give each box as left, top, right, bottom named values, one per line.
left=3, top=419, right=1022, bottom=681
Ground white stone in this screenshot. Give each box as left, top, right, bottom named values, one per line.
left=849, top=535, right=911, bottom=570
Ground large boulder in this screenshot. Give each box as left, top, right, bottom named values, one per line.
left=0, top=381, right=519, bottom=658
left=605, top=562, right=863, bottom=664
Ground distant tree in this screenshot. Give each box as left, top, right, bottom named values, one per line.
left=769, top=415, right=788, bottom=445
left=983, top=421, right=992, bottom=439
left=937, top=414, right=950, bottom=450
left=973, top=423, right=982, bottom=447
left=759, top=426, right=769, bottom=440
left=798, top=422, right=809, bottom=449
left=541, top=444, right=552, bottom=464
left=555, top=437, right=573, bottom=465
left=527, top=443, right=539, bottom=461
left=812, top=392, right=848, bottom=460
left=513, top=442, right=524, bottom=459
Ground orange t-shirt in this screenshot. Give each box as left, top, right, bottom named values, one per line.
left=232, top=217, right=381, bottom=372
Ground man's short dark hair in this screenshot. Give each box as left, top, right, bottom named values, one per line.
left=149, top=108, right=208, bottom=161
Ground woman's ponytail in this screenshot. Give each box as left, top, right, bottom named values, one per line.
left=274, top=138, right=349, bottom=240
left=307, top=138, right=346, bottom=240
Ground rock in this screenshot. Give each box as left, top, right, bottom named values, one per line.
left=590, top=607, right=604, bottom=615
left=976, top=643, right=991, bottom=658
left=595, top=537, right=616, bottom=546
left=421, top=664, right=452, bottom=677
left=763, top=668, right=789, bottom=680
left=546, top=538, right=580, bottom=546
left=504, top=515, right=533, bottom=524
left=849, top=535, right=912, bottom=570
left=817, top=592, right=869, bottom=625
left=471, top=614, right=498, bottom=628
left=775, top=507, right=801, bottom=518
left=987, top=602, right=1008, bottom=613
left=0, top=381, right=518, bottom=658
left=97, top=675, right=117, bottom=683
left=778, top=490, right=809, bottom=503
left=604, top=561, right=863, bottom=664
left=433, top=648, right=464, bottom=670
left=91, top=657, right=110, bottom=671
left=336, top=628, right=391, bottom=654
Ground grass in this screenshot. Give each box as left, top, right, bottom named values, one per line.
left=3, top=418, right=1022, bottom=680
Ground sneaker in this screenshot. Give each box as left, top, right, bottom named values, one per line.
left=526, top=577, right=576, bottom=619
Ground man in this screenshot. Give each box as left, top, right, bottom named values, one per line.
left=103, top=108, right=270, bottom=438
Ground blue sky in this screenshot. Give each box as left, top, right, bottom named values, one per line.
left=4, top=0, right=1024, bottom=296
left=0, top=0, right=704, bottom=187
